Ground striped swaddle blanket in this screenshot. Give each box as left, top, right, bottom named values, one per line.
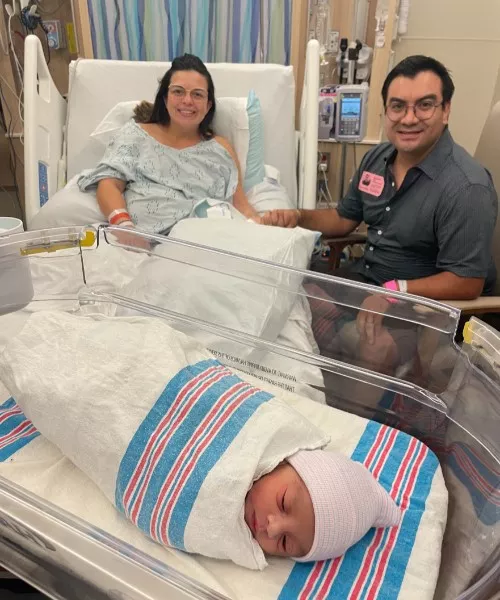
left=0, top=395, right=447, bottom=599
left=0, top=311, right=328, bottom=570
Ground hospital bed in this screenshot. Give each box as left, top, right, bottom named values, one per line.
left=0, top=34, right=497, bottom=600
left=22, top=35, right=319, bottom=228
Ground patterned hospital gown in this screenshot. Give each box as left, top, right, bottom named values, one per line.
left=78, top=120, right=238, bottom=234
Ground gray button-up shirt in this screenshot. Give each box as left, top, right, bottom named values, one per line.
left=337, top=128, right=498, bottom=293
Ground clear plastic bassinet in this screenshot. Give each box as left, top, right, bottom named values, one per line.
left=0, top=226, right=497, bottom=600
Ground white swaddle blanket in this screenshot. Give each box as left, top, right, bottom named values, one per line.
left=0, top=311, right=329, bottom=569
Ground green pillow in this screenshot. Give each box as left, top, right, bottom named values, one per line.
left=244, top=90, right=266, bottom=192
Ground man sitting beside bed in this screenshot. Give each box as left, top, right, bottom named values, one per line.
left=263, top=55, right=498, bottom=301
left=262, top=55, right=498, bottom=372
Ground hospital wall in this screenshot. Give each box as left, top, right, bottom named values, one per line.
left=393, top=0, right=500, bottom=154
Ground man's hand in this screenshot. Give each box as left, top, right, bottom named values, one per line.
left=260, top=209, right=300, bottom=228
left=356, top=295, right=392, bottom=345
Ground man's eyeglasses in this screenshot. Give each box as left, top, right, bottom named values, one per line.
left=168, top=85, right=208, bottom=102
left=385, top=99, right=444, bottom=122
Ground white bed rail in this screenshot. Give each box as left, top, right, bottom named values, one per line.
left=298, top=40, right=319, bottom=210
left=24, top=35, right=67, bottom=229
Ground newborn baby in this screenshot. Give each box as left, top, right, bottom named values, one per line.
left=245, top=449, right=401, bottom=562
left=0, top=310, right=402, bottom=569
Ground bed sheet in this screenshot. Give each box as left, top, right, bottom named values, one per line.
left=29, top=169, right=293, bottom=233
left=0, top=363, right=447, bottom=600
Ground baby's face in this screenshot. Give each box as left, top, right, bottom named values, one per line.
left=244, top=463, right=314, bottom=558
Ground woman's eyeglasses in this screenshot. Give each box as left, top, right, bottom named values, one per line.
left=168, top=85, right=208, bottom=102
left=385, top=99, right=444, bottom=122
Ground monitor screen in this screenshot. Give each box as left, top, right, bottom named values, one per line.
left=340, top=94, right=361, bottom=118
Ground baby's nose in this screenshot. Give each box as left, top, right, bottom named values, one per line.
left=266, top=514, right=284, bottom=539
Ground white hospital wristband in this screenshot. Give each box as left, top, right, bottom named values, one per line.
left=397, top=280, right=408, bottom=293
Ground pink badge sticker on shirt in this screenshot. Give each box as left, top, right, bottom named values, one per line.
left=358, top=171, right=385, bottom=197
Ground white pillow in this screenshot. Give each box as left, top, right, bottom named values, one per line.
left=90, top=98, right=249, bottom=179
left=29, top=175, right=105, bottom=231
left=117, top=219, right=319, bottom=355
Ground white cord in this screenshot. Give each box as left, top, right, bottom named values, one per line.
left=8, top=15, right=24, bottom=89
left=6, top=16, right=24, bottom=139
left=318, top=185, right=334, bottom=209
left=0, top=79, right=24, bottom=166
left=0, top=74, right=23, bottom=132
left=0, top=21, right=9, bottom=55
left=322, top=170, right=335, bottom=207
left=0, top=74, right=21, bottom=101
left=18, top=85, right=24, bottom=123
left=0, top=77, right=24, bottom=151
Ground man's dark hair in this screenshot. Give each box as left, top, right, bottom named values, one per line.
left=381, top=55, right=455, bottom=105
left=148, top=53, right=216, bottom=140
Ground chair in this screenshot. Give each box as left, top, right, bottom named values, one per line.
left=324, top=232, right=367, bottom=270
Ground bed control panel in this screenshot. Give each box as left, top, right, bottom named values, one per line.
left=38, top=161, right=49, bottom=208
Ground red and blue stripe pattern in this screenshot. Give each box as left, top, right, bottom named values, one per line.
left=115, top=358, right=273, bottom=550
left=278, top=421, right=438, bottom=600
left=0, top=398, right=40, bottom=462
left=447, top=441, right=500, bottom=526
left=380, top=391, right=499, bottom=526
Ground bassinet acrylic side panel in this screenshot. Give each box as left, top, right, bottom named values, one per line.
left=0, top=227, right=498, bottom=600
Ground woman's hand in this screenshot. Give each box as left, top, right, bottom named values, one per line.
left=107, top=224, right=152, bottom=252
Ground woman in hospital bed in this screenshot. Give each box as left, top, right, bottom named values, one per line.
left=77, top=53, right=260, bottom=234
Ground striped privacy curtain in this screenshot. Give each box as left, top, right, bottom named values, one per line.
left=87, top=0, right=292, bottom=64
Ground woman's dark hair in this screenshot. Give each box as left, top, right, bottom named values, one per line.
left=381, top=55, right=455, bottom=105
left=148, top=53, right=216, bottom=139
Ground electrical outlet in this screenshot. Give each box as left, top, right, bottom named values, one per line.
left=318, top=151, right=330, bottom=172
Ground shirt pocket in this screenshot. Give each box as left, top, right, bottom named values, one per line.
left=362, top=193, right=388, bottom=226
left=393, top=197, right=436, bottom=251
